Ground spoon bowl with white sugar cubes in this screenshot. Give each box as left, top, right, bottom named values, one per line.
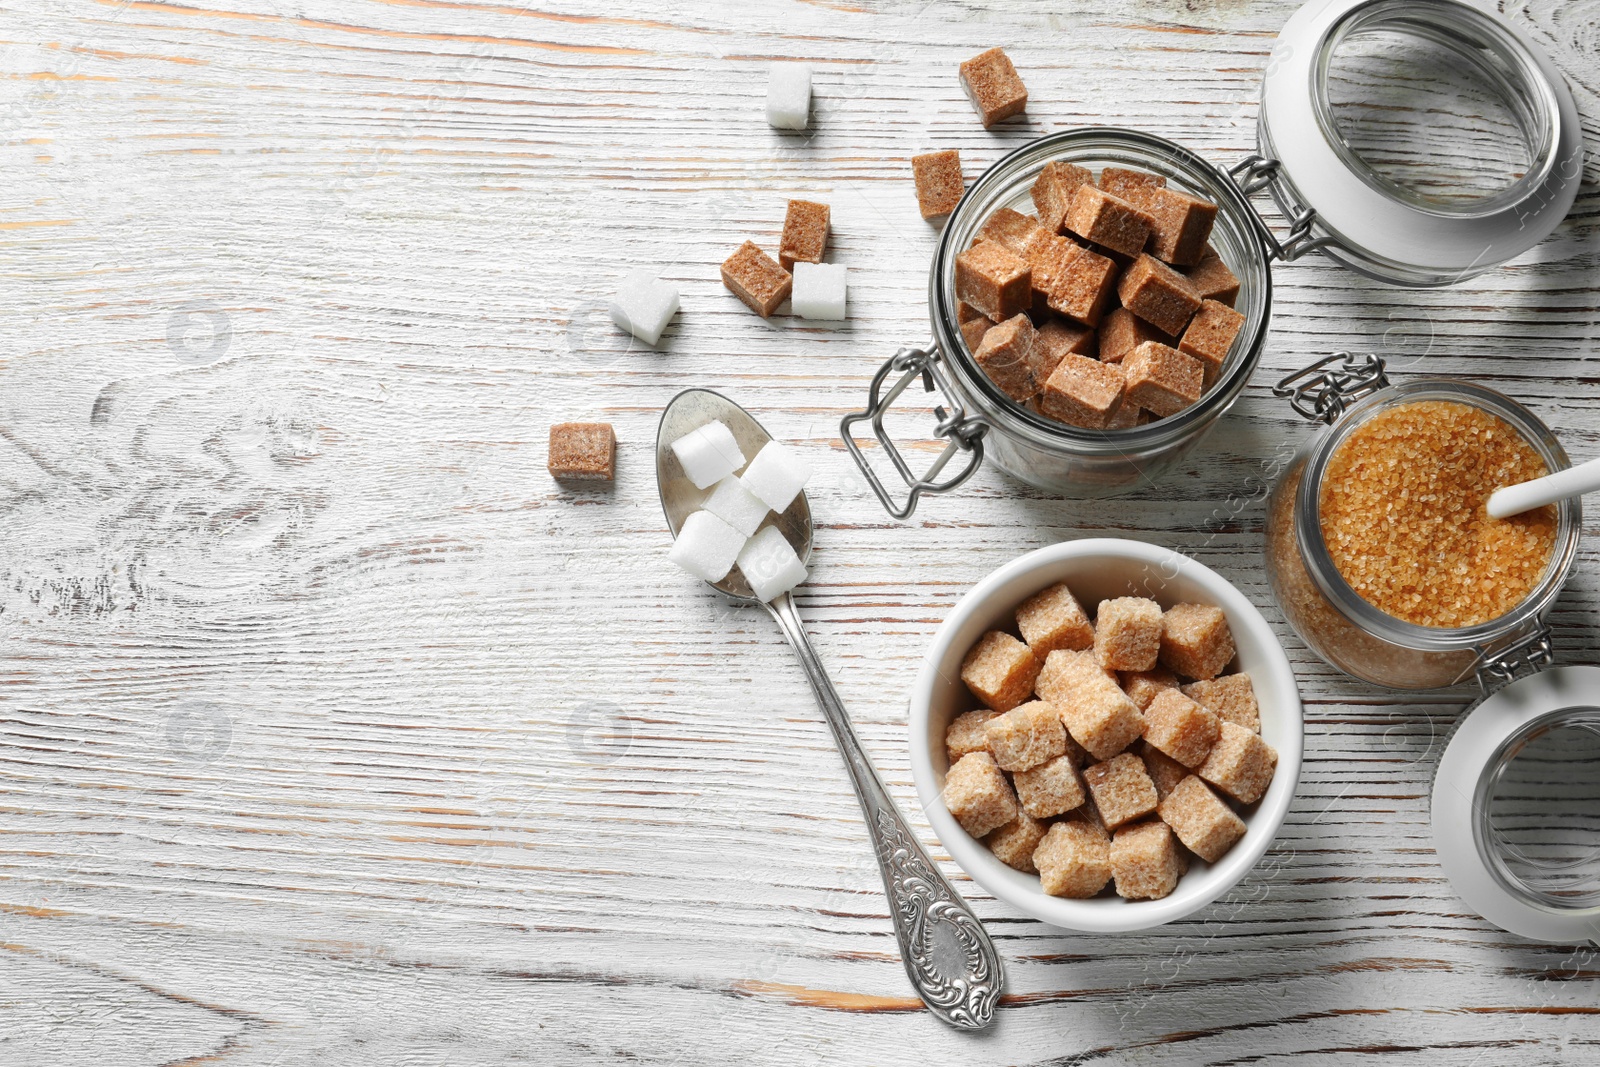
left=655, top=388, right=1005, bottom=1030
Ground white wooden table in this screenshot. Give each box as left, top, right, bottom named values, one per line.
left=3, top=2, right=1599, bottom=1063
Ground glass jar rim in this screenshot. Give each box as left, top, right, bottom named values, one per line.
left=1294, top=377, right=1580, bottom=653
left=928, top=128, right=1272, bottom=458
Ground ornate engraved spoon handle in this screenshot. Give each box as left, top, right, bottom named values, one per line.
left=764, top=591, right=1003, bottom=1029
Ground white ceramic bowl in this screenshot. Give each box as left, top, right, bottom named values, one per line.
left=910, top=538, right=1303, bottom=933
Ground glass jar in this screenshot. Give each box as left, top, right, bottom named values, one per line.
left=841, top=0, right=1581, bottom=519
left=1263, top=356, right=1581, bottom=690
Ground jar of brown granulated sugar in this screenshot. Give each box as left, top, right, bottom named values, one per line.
left=1264, top=354, right=1580, bottom=691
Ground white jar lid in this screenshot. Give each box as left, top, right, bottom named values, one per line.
left=1432, top=665, right=1600, bottom=943
left=1261, top=0, right=1583, bottom=283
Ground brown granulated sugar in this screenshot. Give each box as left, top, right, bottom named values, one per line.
left=1319, top=399, right=1556, bottom=628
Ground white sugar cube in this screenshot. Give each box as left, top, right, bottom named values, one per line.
left=737, top=525, right=808, bottom=602
left=766, top=63, right=811, bottom=130
left=791, top=263, right=847, bottom=321
left=608, top=268, right=680, bottom=346
left=668, top=510, right=747, bottom=582
left=670, top=420, right=747, bottom=489
left=740, top=440, right=812, bottom=512
left=703, top=475, right=769, bottom=537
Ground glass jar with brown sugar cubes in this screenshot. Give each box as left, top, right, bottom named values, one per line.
left=1263, top=354, right=1581, bottom=692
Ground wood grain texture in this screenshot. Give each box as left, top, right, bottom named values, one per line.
left=1, top=1, right=1598, bottom=1063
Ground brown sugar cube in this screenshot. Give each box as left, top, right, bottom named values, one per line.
left=1123, top=341, right=1204, bottom=418
left=1159, top=775, right=1247, bottom=863
left=721, top=240, right=792, bottom=317
left=974, top=313, right=1039, bottom=402
left=778, top=199, right=830, bottom=270
left=547, top=422, right=616, bottom=482
left=1098, top=306, right=1174, bottom=365
left=1064, top=185, right=1154, bottom=259
left=1160, top=602, right=1236, bottom=680
left=958, top=300, right=985, bottom=323
left=1016, top=582, right=1095, bottom=657
left=1142, top=688, right=1221, bottom=769
left=1039, top=353, right=1125, bottom=429
left=1026, top=234, right=1083, bottom=311
left=960, top=630, right=1042, bottom=712
left=1059, top=674, right=1146, bottom=761
left=959, top=47, right=1028, bottom=127
left=1033, top=819, right=1111, bottom=898
left=1182, top=674, right=1261, bottom=733
left=1032, top=161, right=1094, bottom=233
left=1013, top=753, right=1087, bottom=818
left=945, top=708, right=999, bottom=765
left=956, top=241, right=1032, bottom=323
left=1082, top=752, right=1159, bottom=830
left=986, top=810, right=1049, bottom=873
left=1100, top=166, right=1165, bottom=199
left=1094, top=596, right=1163, bottom=672
left=1118, top=253, right=1203, bottom=336
left=1183, top=249, right=1240, bottom=307
left=1029, top=318, right=1095, bottom=385
left=960, top=315, right=993, bottom=354
left=1105, top=403, right=1150, bottom=430
left=911, top=150, right=964, bottom=219
left=1035, top=647, right=1116, bottom=705
left=1044, top=245, right=1117, bottom=327
left=985, top=699, right=1067, bottom=772
left=976, top=207, right=1050, bottom=258
left=1119, top=666, right=1178, bottom=711
left=1128, top=186, right=1217, bottom=267
left=1198, top=721, right=1278, bottom=805
left=1179, top=299, right=1246, bottom=388
left=942, top=751, right=1019, bottom=837
left=1138, top=740, right=1189, bottom=801
left=1110, top=819, right=1182, bottom=900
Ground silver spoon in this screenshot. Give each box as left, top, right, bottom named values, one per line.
left=655, top=387, right=1003, bottom=1031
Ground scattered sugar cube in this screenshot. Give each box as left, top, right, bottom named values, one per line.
left=1034, top=647, right=1116, bottom=707
left=779, top=199, right=830, bottom=269
left=722, top=240, right=793, bottom=317
left=1094, top=596, right=1163, bottom=672
left=1013, top=752, right=1086, bottom=818
left=1082, top=752, right=1159, bottom=829
left=1182, top=674, right=1261, bottom=733
left=607, top=268, right=680, bottom=346
left=911, top=150, right=964, bottom=219
left=984, top=699, right=1067, bottom=772
left=1139, top=740, right=1189, bottom=801
left=1160, top=602, right=1237, bottom=680
left=670, top=420, right=747, bottom=489
left=1016, top=582, right=1095, bottom=657
left=1033, top=819, right=1111, bottom=898
left=945, top=708, right=999, bottom=766
left=735, top=525, right=807, bottom=602
left=958, top=47, right=1028, bottom=128
left=1142, top=688, right=1221, bottom=769
left=766, top=63, right=811, bottom=130
left=1159, top=775, right=1246, bottom=863
left=702, top=475, right=769, bottom=537
left=792, top=262, right=847, bottom=321
left=961, top=631, right=1042, bottom=712
left=1110, top=819, right=1182, bottom=900
left=942, top=751, right=1018, bottom=837
left=986, top=809, right=1049, bottom=873
left=547, top=422, right=616, bottom=482
left=668, top=510, right=747, bottom=582
left=1119, top=667, right=1178, bottom=711
left=1198, top=721, right=1278, bottom=804
left=740, top=440, right=812, bottom=512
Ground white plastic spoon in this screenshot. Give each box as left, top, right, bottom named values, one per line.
left=1487, top=455, right=1600, bottom=519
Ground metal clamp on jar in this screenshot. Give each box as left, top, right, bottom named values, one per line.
left=1265, top=351, right=1598, bottom=945
left=841, top=0, right=1582, bottom=519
